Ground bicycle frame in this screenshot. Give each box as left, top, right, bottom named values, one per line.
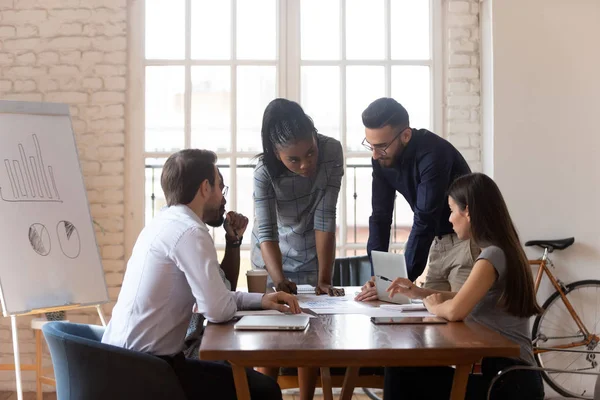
left=532, top=248, right=597, bottom=353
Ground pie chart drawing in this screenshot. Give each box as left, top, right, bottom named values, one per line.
left=56, top=220, right=80, bottom=259
left=29, top=223, right=50, bottom=256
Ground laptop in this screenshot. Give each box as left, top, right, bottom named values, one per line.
left=371, top=250, right=411, bottom=305
left=233, top=315, right=310, bottom=331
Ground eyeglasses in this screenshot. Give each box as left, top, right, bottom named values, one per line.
left=361, top=127, right=407, bottom=156
left=222, top=185, right=229, bottom=197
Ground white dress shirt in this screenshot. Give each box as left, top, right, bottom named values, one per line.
left=102, top=204, right=263, bottom=356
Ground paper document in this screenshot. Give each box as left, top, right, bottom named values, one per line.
left=296, top=284, right=316, bottom=294
left=380, top=304, right=427, bottom=312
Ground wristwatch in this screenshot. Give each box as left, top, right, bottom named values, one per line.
left=225, top=235, right=243, bottom=248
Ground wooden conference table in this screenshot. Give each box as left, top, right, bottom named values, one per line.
left=199, top=287, right=519, bottom=400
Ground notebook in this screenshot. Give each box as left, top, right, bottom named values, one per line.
left=296, top=284, right=316, bottom=294
left=233, top=315, right=310, bottom=331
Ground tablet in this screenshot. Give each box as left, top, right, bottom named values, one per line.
left=370, top=316, right=447, bottom=325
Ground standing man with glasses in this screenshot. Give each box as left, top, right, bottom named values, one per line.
left=355, top=97, right=478, bottom=302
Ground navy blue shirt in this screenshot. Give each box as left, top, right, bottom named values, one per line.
left=367, top=129, right=471, bottom=280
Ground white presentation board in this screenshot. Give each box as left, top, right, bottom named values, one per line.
left=0, top=100, right=108, bottom=316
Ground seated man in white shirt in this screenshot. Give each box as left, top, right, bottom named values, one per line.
left=102, top=149, right=299, bottom=400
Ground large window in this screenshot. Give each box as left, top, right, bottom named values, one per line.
left=130, top=0, right=441, bottom=288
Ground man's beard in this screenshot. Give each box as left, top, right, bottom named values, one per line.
left=205, top=205, right=226, bottom=227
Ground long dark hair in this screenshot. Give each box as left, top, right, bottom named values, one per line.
left=257, top=98, right=317, bottom=177
left=448, top=173, right=542, bottom=318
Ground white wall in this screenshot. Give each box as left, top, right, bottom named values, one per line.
left=483, top=0, right=600, bottom=287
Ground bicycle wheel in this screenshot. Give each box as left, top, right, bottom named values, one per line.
left=532, top=280, right=600, bottom=399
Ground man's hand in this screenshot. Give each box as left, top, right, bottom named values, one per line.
left=275, top=279, right=298, bottom=295
left=316, top=284, right=345, bottom=296
left=224, top=211, right=248, bottom=239
left=354, top=277, right=378, bottom=302
left=261, top=292, right=301, bottom=314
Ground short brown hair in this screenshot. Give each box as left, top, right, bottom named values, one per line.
left=161, top=149, right=217, bottom=206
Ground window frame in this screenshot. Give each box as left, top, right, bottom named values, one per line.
left=126, top=0, right=443, bottom=259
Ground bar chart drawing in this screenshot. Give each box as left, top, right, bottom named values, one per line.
left=1, top=134, right=62, bottom=203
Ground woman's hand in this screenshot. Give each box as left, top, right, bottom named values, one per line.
left=386, top=277, right=421, bottom=300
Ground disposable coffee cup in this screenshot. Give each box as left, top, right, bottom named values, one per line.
left=246, top=269, right=269, bottom=293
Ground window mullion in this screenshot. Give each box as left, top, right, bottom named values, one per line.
left=184, top=0, right=191, bottom=149
left=285, top=0, right=301, bottom=101
left=231, top=0, right=238, bottom=215
left=339, top=0, right=347, bottom=257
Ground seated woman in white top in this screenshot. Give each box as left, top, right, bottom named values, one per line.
left=384, top=173, right=544, bottom=400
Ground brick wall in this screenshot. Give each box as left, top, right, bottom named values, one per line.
left=0, top=0, right=126, bottom=391
left=444, top=0, right=481, bottom=172
left=0, top=0, right=481, bottom=392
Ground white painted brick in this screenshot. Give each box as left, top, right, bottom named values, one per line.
left=49, top=65, right=79, bottom=76
left=448, top=1, right=470, bottom=14
left=96, top=232, right=124, bottom=246
left=83, top=77, right=103, bottom=89
left=60, top=50, right=82, bottom=64
left=87, top=175, right=124, bottom=189
left=470, top=134, right=481, bottom=148
left=37, top=78, right=59, bottom=91
left=0, top=26, right=16, bottom=37
left=2, top=10, right=47, bottom=22
left=16, top=25, right=37, bottom=37
left=94, top=64, right=126, bottom=77
left=471, top=55, right=479, bottom=66
left=448, top=67, right=479, bottom=79
left=101, top=189, right=124, bottom=203
left=104, top=76, right=126, bottom=90
left=447, top=134, right=470, bottom=148
left=448, top=95, right=480, bottom=107
left=91, top=204, right=124, bottom=218
left=80, top=0, right=126, bottom=8
left=92, top=36, right=126, bottom=51
left=450, top=40, right=477, bottom=52
left=108, top=287, right=121, bottom=300
left=470, top=110, right=480, bottom=121
left=58, top=76, right=79, bottom=91
left=48, top=8, right=92, bottom=20
left=36, top=0, right=79, bottom=7
left=0, top=80, right=12, bottom=92
left=460, top=148, right=480, bottom=162
left=13, top=79, right=35, bottom=91
left=105, top=272, right=124, bottom=286
left=82, top=50, right=103, bottom=64
left=102, top=260, right=126, bottom=272
left=14, top=0, right=36, bottom=8
left=91, top=91, right=125, bottom=103
left=5, top=66, right=46, bottom=76
left=448, top=82, right=470, bottom=93
left=470, top=79, right=481, bottom=92
left=104, top=104, right=125, bottom=117
left=89, top=8, right=126, bottom=24
left=73, top=125, right=88, bottom=139
left=98, top=145, right=125, bottom=160
left=100, top=133, right=125, bottom=145
left=47, top=37, right=91, bottom=50
left=471, top=2, right=480, bottom=15
left=16, top=52, right=35, bottom=64
left=0, top=53, right=14, bottom=65
left=101, top=161, right=124, bottom=174
left=46, top=91, right=88, bottom=104
left=0, top=0, right=14, bottom=10
left=90, top=118, right=125, bottom=132
left=104, top=51, right=126, bottom=64
left=448, top=27, right=470, bottom=39
left=469, top=162, right=482, bottom=173
left=101, top=245, right=124, bottom=260
left=3, top=93, right=43, bottom=101
left=37, top=51, right=59, bottom=65
left=449, top=122, right=480, bottom=134
left=447, top=15, right=477, bottom=27
left=449, top=54, right=470, bottom=66
left=3, top=38, right=40, bottom=51
left=82, top=161, right=101, bottom=174
left=60, top=22, right=83, bottom=36
left=447, top=108, right=470, bottom=120
left=470, top=27, right=480, bottom=41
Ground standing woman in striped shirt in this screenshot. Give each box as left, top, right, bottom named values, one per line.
left=251, top=98, right=344, bottom=400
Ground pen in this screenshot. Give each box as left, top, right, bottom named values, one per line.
left=377, top=275, right=411, bottom=289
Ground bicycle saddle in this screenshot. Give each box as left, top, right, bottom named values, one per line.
left=524, top=237, right=574, bottom=251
